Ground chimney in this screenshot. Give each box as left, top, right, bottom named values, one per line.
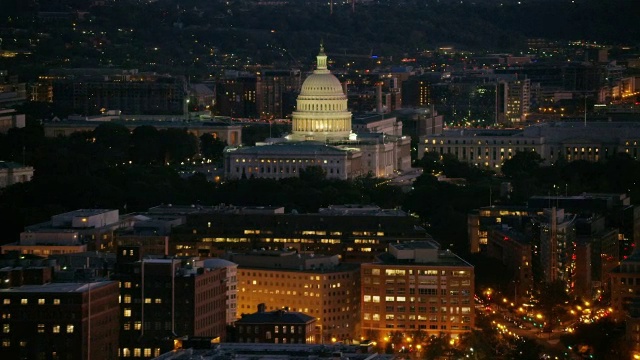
left=257, top=303, right=266, bottom=313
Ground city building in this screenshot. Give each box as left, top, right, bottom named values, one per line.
left=467, top=205, right=536, bottom=253
left=0, top=108, right=25, bottom=133
left=486, top=226, right=533, bottom=303
left=202, top=258, right=239, bottom=325
left=114, top=247, right=228, bottom=359
left=537, top=208, right=577, bottom=288
left=418, top=121, right=640, bottom=171
left=227, top=249, right=361, bottom=343
left=153, top=343, right=390, bottom=360
left=234, top=303, right=317, bottom=344
left=166, top=204, right=429, bottom=263
left=0, top=281, right=119, bottom=360
left=43, top=118, right=242, bottom=146
left=496, top=77, right=531, bottom=124
left=0, top=161, right=33, bottom=188
left=216, top=73, right=259, bottom=118
left=257, top=69, right=301, bottom=120
left=360, top=241, right=475, bottom=344
left=611, top=250, right=640, bottom=321
left=223, top=44, right=412, bottom=180
left=52, top=71, right=187, bottom=116
left=1, top=209, right=124, bottom=255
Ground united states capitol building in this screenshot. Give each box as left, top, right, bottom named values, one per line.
left=223, top=45, right=411, bottom=180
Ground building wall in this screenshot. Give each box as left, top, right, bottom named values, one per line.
left=115, top=255, right=228, bottom=359
left=236, top=267, right=360, bottom=343
left=0, top=281, right=119, bottom=360
left=360, top=263, right=475, bottom=342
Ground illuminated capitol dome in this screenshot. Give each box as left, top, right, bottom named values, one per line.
left=223, top=43, right=412, bottom=181
left=289, top=44, right=353, bottom=142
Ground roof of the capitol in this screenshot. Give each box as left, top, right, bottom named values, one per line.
left=229, top=142, right=349, bottom=155
left=299, top=44, right=344, bottom=96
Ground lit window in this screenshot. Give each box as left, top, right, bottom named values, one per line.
left=134, top=349, right=141, bottom=357
left=37, top=324, right=45, bottom=333
left=67, top=325, right=74, bottom=333
left=144, top=349, right=151, bottom=357
left=122, top=348, right=130, bottom=357
left=145, top=298, right=152, bottom=304
left=21, top=299, right=28, bottom=305
left=2, top=324, right=9, bottom=333
left=53, top=325, right=60, bottom=333
left=2, top=299, right=9, bottom=305
left=124, top=295, right=131, bottom=304
left=124, top=309, right=131, bottom=317
left=134, top=321, right=142, bottom=330
left=2, top=340, right=9, bottom=347
left=155, top=298, right=162, bottom=304
left=53, top=299, right=60, bottom=305
left=124, top=282, right=132, bottom=289
left=38, top=299, right=45, bottom=305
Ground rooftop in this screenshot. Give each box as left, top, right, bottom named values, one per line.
left=0, top=280, right=116, bottom=293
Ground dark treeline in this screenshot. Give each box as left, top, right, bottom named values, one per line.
left=3, top=122, right=640, bottom=256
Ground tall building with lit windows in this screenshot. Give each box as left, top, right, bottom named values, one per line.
left=360, top=241, right=475, bottom=344
left=0, top=281, right=119, bottom=360
left=228, top=249, right=360, bottom=344
left=114, top=246, right=227, bottom=359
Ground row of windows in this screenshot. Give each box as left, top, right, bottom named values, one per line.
left=363, top=313, right=472, bottom=323
left=3, top=298, right=61, bottom=305
left=119, top=348, right=160, bottom=357
left=364, top=269, right=470, bottom=277
left=426, top=138, right=536, bottom=145
left=235, top=158, right=340, bottom=164
left=238, top=325, right=302, bottom=334
left=2, top=324, right=74, bottom=334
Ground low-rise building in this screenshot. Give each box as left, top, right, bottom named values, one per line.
left=0, top=161, right=33, bottom=188
left=1, top=209, right=124, bottom=255
left=234, top=303, right=317, bottom=344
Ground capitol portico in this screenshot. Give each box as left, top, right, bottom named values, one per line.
left=224, top=44, right=411, bottom=180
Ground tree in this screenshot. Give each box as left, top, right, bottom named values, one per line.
left=200, top=133, right=227, bottom=162
left=501, top=150, right=543, bottom=180
left=131, top=126, right=162, bottom=164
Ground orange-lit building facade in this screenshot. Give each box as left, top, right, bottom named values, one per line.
left=360, top=241, right=475, bottom=345
left=230, top=250, right=360, bottom=343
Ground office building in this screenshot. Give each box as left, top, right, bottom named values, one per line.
left=1, top=209, right=124, bottom=255
left=0, top=281, right=119, bottom=360
left=228, top=249, right=360, bottom=343
left=167, top=204, right=429, bottom=263
left=52, top=71, right=187, bottom=116
left=360, top=241, right=474, bottom=343
left=486, top=226, right=533, bottom=303
left=114, top=247, right=228, bottom=359
left=418, top=122, right=640, bottom=171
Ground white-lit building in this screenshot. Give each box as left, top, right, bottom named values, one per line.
left=418, top=121, right=640, bottom=172
left=224, top=45, right=411, bottom=180
left=0, top=161, right=33, bottom=188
